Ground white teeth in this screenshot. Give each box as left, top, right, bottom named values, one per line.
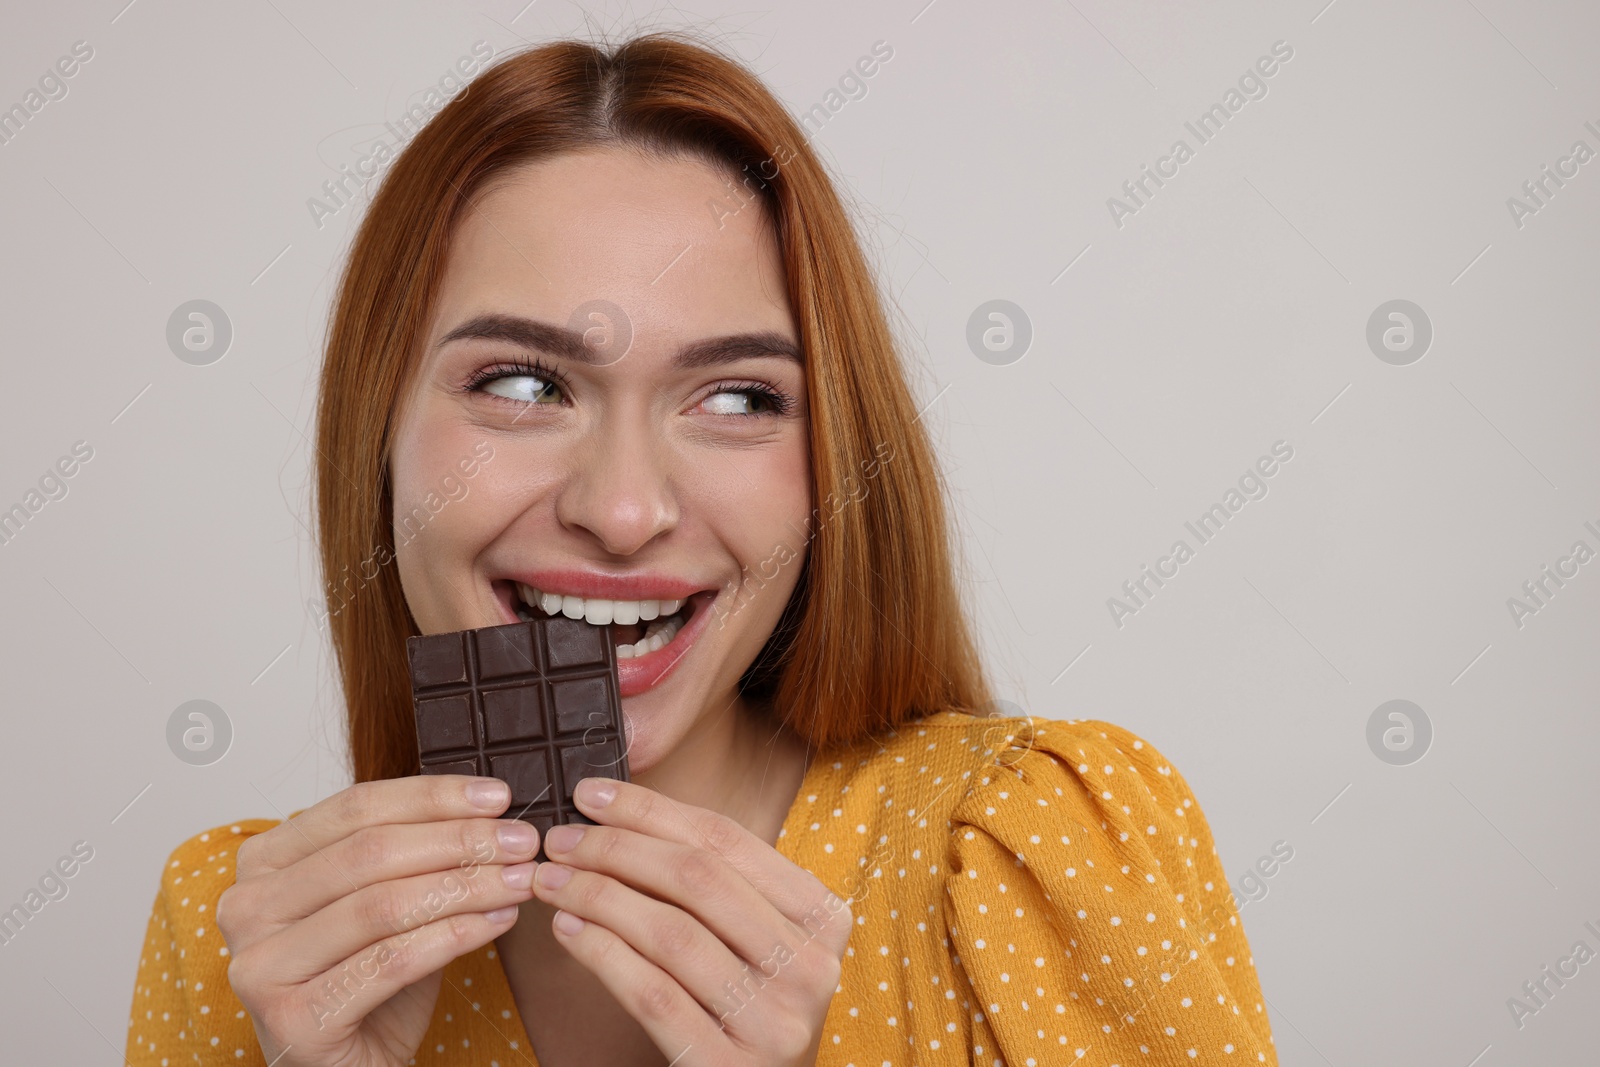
left=513, top=585, right=693, bottom=634
left=614, top=612, right=686, bottom=659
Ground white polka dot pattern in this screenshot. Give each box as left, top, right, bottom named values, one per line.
left=123, top=713, right=1277, bottom=1064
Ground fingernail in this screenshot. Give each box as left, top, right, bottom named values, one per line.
left=553, top=910, right=584, bottom=935
left=484, top=905, right=519, bottom=924
left=502, top=862, right=536, bottom=890
left=536, top=863, right=573, bottom=889
left=544, top=824, right=584, bottom=853
left=466, top=778, right=509, bottom=810
left=496, top=821, right=539, bottom=854
left=575, top=778, right=616, bottom=809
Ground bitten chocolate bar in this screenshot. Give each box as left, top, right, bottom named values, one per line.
left=406, top=617, right=629, bottom=862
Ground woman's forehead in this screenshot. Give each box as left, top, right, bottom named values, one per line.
left=460, top=148, right=776, bottom=274
left=435, top=149, right=792, bottom=345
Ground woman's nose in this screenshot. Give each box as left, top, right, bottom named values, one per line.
left=553, top=423, right=680, bottom=556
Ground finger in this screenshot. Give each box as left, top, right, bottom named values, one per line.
left=541, top=821, right=798, bottom=966
left=531, top=860, right=750, bottom=1014
left=236, top=775, right=511, bottom=877
left=246, top=859, right=537, bottom=985
left=536, top=838, right=847, bottom=1041
left=259, top=905, right=520, bottom=1043
left=571, top=778, right=852, bottom=953
left=230, top=817, right=541, bottom=933
left=547, top=909, right=725, bottom=1065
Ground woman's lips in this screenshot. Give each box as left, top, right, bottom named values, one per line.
left=613, top=589, right=717, bottom=697
left=491, top=581, right=719, bottom=698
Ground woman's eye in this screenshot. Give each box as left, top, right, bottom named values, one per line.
left=700, top=388, right=775, bottom=416
left=481, top=373, right=561, bottom=404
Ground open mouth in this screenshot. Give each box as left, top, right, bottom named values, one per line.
left=486, top=579, right=720, bottom=697
left=495, top=580, right=712, bottom=661
left=488, top=577, right=722, bottom=697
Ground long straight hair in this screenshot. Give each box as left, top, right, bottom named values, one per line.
left=314, top=31, right=996, bottom=783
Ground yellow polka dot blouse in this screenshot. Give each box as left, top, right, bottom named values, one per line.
left=127, top=712, right=1277, bottom=1064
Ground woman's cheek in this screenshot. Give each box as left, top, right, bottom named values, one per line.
left=387, top=437, right=498, bottom=621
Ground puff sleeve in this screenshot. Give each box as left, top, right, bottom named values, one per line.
left=126, top=820, right=278, bottom=1066
left=942, top=718, right=1276, bottom=1066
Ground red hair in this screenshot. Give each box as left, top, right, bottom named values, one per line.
left=313, top=30, right=996, bottom=783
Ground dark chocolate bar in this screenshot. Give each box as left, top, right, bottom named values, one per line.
left=406, top=616, right=629, bottom=862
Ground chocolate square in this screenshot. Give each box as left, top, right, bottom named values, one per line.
left=406, top=616, right=629, bottom=862
left=415, top=694, right=475, bottom=753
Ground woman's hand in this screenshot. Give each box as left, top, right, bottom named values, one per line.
left=531, top=777, right=853, bottom=1067
left=214, top=775, right=541, bottom=1066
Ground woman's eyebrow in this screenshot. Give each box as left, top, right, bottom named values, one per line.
left=436, top=313, right=803, bottom=368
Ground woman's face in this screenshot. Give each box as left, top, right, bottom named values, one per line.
left=387, top=145, right=812, bottom=775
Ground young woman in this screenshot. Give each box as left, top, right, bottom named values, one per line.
left=126, top=31, right=1277, bottom=1067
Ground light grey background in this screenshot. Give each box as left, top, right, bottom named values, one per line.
left=2, top=0, right=1596, bottom=1062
